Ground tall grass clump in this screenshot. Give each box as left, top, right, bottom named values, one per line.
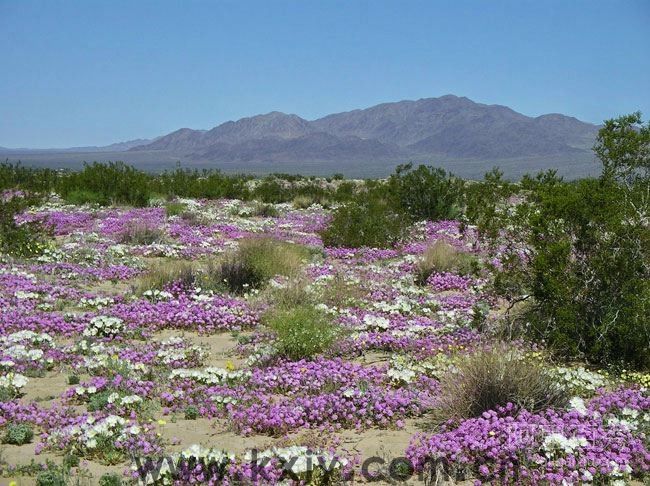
left=118, top=222, right=166, bottom=245
left=265, top=305, right=340, bottom=360
left=435, top=346, right=568, bottom=424
left=134, top=260, right=197, bottom=294
left=415, top=241, right=479, bottom=285
left=218, top=238, right=311, bottom=293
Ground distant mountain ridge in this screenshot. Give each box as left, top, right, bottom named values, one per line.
left=129, top=95, right=599, bottom=168
left=1, top=95, right=602, bottom=178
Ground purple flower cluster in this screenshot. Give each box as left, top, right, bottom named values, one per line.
left=406, top=389, right=650, bottom=484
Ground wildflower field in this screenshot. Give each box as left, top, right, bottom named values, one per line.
left=0, top=114, right=648, bottom=486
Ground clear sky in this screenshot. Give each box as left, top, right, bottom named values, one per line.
left=1, top=0, right=649, bottom=148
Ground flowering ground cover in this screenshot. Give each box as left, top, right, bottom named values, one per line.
left=0, top=192, right=648, bottom=485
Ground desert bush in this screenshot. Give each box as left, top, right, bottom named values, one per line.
left=435, top=346, right=568, bottom=423
left=265, top=305, right=340, bottom=360
left=2, top=422, right=34, bottom=445
left=415, top=241, right=479, bottom=285
left=36, top=468, right=66, bottom=486
left=490, top=114, right=650, bottom=370
left=0, top=192, right=51, bottom=257
left=58, top=162, right=152, bottom=207
left=252, top=202, right=279, bottom=217
left=164, top=201, right=187, bottom=217
left=64, top=189, right=105, bottom=205
left=385, top=163, right=464, bottom=222
left=320, top=195, right=409, bottom=248
left=99, top=473, right=123, bottom=486
left=462, top=167, right=516, bottom=239
left=184, top=405, right=199, bottom=420
left=118, top=222, right=166, bottom=245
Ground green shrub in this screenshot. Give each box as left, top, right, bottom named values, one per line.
left=87, top=390, right=112, bottom=412
left=36, top=468, right=66, bottom=486
left=58, top=162, right=151, bottom=207
left=0, top=193, right=51, bottom=257
left=2, top=422, right=34, bottom=445
left=292, top=195, right=314, bottom=209
left=320, top=196, right=409, bottom=248
left=386, top=163, right=464, bottom=222
left=67, top=375, right=80, bottom=385
left=184, top=405, right=199, bottom=420
left=265, top=305, right=340, bottom=360
left=435, top=346, right=568, bottom=423
left=99, top=473, right=124, bottom=486
left=62, top=453, right=80, bottom=468
left=64, top=189, right=105, bottom=205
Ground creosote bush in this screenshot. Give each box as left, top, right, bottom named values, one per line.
left=265, top=305, right=340, bottom=360
left=320, top=196, right=409, bottom=248
left=415, top=241, right=479, bottom=285
left=435, top=346, right=568, bottom=424
left=0, top=192, right=51, bottom=257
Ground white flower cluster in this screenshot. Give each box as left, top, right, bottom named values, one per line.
left=14, top=290, right=40, bottom=300
left=79, top=296, right=114, bottom=310
left=606, top=407, right=650, bottom=432
left=169, top=366, right=251, bottom=385
left=0, top=331, right=55, bottom=369
left=542, top=433, right=588, bottom=457
left=107, top=392, right=143, bottom=408
left=245, top=445, right=347, bottom=475
left=552, top=366, right=608, bottom=394
left=140, top=244, right=183, bottom=258
left=156, top=337, right=205, bottom=365
left=83, top=316, right=125, bottom=338
left=0, top=372, right=28, bottom=395
left=143, top=289, right=173, bottom=302
left=0, top=267, right=37, bottom=281
left=361, top=314, right=391, bottom=331
left=36, top=248, right=66, bottom=263
left=55, top=415, right=138, bottom=451
left=387, top=355, right=439, bottom=384
left=73, top=340, right=148, bottom=375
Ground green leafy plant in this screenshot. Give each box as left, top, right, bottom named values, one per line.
left=99, top=473, right=124, bottom=486
left=265, top=305, right=340, bottom=360
left=184, top=405, right=199, bottom=420
left=2, top=422, right=34, bottom=445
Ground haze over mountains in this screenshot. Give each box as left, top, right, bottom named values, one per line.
left=2, top=95, right=601, bottom=178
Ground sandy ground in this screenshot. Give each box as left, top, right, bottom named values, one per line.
left=1, top=330, right=437, bottom=485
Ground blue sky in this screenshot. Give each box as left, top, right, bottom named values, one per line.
left=1, top=0, right=649, bottom=148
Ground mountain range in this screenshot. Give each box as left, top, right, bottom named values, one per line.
left=1, top=95, right=601, bottom=178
